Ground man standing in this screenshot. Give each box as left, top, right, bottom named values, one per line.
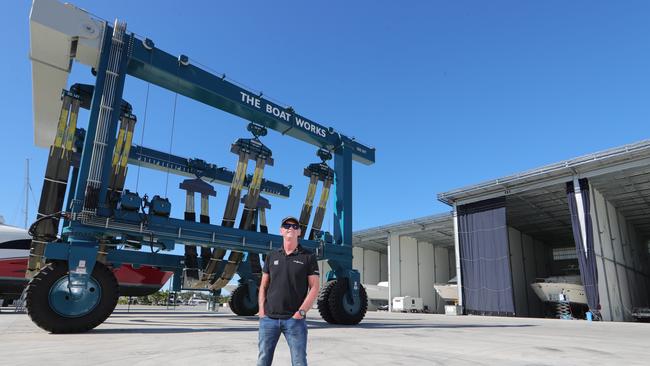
left=257, top=216, right=320, bottom=366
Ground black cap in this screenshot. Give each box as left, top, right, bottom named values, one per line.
left=280, top=216, right=299, bottom=226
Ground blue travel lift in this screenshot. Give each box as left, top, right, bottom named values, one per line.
left=26, top=4, right=375, bottom=333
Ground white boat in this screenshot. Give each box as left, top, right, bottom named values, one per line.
left=434, top=276, right=458, bottom=303
left=0, top=219, right=32, bottom=305
left=364, top=281, right=388, bottom=310
left=365, top=281, right=388, bottom=300
left=530, top=275, right=587, bottom=305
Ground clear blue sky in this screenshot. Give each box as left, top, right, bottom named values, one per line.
left=1, top=0, right=649, bottom=234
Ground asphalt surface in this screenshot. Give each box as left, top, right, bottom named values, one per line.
left=1, top=305, right=648, bottom=365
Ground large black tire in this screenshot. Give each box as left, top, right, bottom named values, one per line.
left=228, top=283, right=258, bottom=316
left=228, top=291, right=241, bottom=315
left=317, top=280, right=338, bottom=324
left=26, top=261, right=118, bottom=333
left=327, top=279, right=367, bottom=325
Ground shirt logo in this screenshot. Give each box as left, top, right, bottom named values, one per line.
left=273, top=260, right=279, bottom=265
left=293, top=260, right=304, bottom=265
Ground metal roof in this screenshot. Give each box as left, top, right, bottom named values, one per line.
left=438, top=139, right=650, bottom=206
left=438, top=138, right=650, bottom=241
left=353, top=139, right=650, bottom=254
left=353, top=213, right=454, bottom=253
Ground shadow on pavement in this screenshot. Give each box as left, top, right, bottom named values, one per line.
left=94, top=317, right=536, bottom=334
left=311, top=322, right=537, bottom=330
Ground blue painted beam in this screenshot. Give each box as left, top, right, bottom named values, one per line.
left=45, top=243, right=185, bottom=272
left=64, top=212, right=351, bottom=261
left=125, top=35, right=375, bottom=165
left=129, top=144, right=291, bottom=198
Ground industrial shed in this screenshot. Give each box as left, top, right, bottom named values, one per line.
left=438, top=139, right=650, bottom=321
left=341, top=214, right=456, bottom=313
left=348, top=139, right=650, bottom=321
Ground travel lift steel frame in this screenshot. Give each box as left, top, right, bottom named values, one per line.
left=26, top=0, right=375, bottom=333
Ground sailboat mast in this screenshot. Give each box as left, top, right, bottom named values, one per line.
left=24, top=158, right=29, bottom=229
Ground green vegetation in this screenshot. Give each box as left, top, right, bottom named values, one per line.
left=117, top=291, right=229, bottom=305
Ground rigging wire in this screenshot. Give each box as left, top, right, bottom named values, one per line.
left=165, top=91, right=178, bottom=197
left=135, top=82, right=151, bottom=193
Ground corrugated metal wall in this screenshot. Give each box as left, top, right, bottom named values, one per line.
left=591, top=187, right=650, bottom=321
left=388, top=233, right=453, bottom=313
left=508, top=227, right=548, bottom=317
left=318, top=247, right=387, bottom=288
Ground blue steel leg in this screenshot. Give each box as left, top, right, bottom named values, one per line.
left=63, top=239, right=99, bottom=300
left=333, top=146, right=353, bottom=251
left=332, top=146, right=360, bottom=303
left=70, top=23, right=114, bottom=215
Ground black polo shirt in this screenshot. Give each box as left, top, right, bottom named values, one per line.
left=262, top=245, right=319, bottom=319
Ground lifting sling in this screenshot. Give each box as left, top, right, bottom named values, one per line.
left=107, top=104, right=137, bottom=204
left=210, top=141, right=272, bottom=290
left=298, top=149, right=335, bottom=241
left=247, top=195, right=271, bottom=281
left=180, top=178, right=216, bottom=282
left=27, top=91, right=80, bottom=277
left=195, top=124, right=273, bottom=288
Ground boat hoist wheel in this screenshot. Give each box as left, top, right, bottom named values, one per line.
left=317, top=280, right=338, bottom=324
left=26, top=261, right=119, bottom=333
left=228, top=283, right=259, bottom=316
left=320, top=278, right=367, bottom=325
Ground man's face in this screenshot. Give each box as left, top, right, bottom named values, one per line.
left=280, top=220, right=301, bottom=239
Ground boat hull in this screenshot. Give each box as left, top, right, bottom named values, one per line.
left=0, top=256, right=172, bottom=300
left=434, top=284, right=458, bottom=302
left=530, top=281, right=587, bottom=305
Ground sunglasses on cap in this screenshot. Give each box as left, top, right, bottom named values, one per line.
left=282, top=223, right=300, bottom=230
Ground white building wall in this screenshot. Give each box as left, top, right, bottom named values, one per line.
left=433, top=246, right=451, bottom=313
left=352, top=247, right=364, bottom=283
left=320, top=246, right=383, bottom=291
left=388, top=232, right=401, bottom=311
left=417, top=241, right=435, bottom=312
left=386, top=233, right=451, bottom=313
left=380, top=253, right=388, bottom=282
left=591, top=186, right=650, bottom=322
left=400, top=236, right=420, bottom=298
left=364, top=250, right=381, bottom=285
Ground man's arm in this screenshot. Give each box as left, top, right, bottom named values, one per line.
left=294, top=275, right=320, bottom=319
left=258, top=272, right=270, bottom=317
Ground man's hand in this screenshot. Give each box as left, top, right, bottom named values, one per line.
left=292, top=310, right=305, bottom=319
left=258, top=273, right=269, bottom=319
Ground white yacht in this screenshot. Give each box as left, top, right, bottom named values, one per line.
left=434, top=276, right=458, bottom=303
left=530, top=275, right=587, bottom=305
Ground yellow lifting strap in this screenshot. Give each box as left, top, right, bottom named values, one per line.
left=210, top=157, right=267, bottom=290
left=111, top=122, right=127, bottom=168
left=63, top=98, right=80, bottom=153
left=119, top=118, right=136, bottom=169
left=221, top=151, right=250, bottom=227
left=53, top=95, right=71, bottom=148
left=240, top=158, right=266, bottom=230
left=195, top=151, right=250, bottom=286
left=298, top=173, right=319, bottom=239
left=309, top=177, right=332, bottom=240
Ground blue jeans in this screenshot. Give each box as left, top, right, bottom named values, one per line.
left=257, top=316, right=308, bottom=366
